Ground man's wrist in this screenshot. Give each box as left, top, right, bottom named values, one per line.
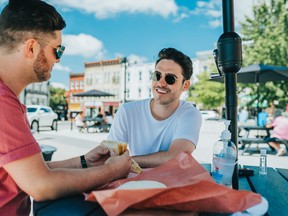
left=80, top=155, right=88, bottom=168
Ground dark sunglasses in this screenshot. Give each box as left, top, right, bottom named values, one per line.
left=151, top=71, right=179, bottom=85
left=37, top=38, right=65, bottom=59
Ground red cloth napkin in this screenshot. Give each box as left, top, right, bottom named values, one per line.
left=86, top=152, right=261, bottom=216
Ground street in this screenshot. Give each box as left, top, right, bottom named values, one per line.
left=33, top=119, right=288, bottom=169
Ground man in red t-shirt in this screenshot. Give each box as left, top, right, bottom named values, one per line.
left=0, top=1, right=131, bottom=215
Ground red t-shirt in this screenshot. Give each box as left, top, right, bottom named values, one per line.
left=0, top=81, right=41, bottom=215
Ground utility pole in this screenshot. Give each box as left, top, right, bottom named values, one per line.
left=122, top=57, right=127, bottom=103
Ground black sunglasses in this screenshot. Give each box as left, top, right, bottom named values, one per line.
left=151, top=71, right=179, bottom=85
left=37, top=38, right=65, bottom=59
left=53, top=45, right=65, bottom=59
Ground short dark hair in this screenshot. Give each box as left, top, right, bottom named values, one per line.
left=155, top=48, right=193, bottom=80
left=274, top=109, right=282, bottom=118
left=0, top=0, right=66, bottom=50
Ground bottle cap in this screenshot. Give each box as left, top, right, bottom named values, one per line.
left=221, top=120, right=231, bottom=140
left=260, top=149, right=267, bottom=155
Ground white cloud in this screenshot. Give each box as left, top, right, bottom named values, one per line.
left=53, top=63, right=71, bottom=72
left=209, top=19, right=222, bottom=28
left=50, top=82, right=68, bottom=90
left=112, top=53, right=148, bottom=65
left=62, top=33, right=105, bottom=58
left=127, top=54, right=148, bottom=64
left=173, top=12, right=189, bottom=23
left=193, top=0, right=256, bottom=29
left=234, top=0, right=255, bottom=24
left=49, top=0, right=178, bottom=19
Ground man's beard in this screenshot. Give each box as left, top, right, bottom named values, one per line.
left=33, top=49, right=51, bottom=82
left=154, top=96, right=176, bottom=105
left=153, top=90, right=176, bottom=105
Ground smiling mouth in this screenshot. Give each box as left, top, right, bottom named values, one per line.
left=156, top=88, right=169, bottom=94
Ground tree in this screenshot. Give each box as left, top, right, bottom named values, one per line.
left=240, top=0, right=288, bottom=109
left=49, top=86, right=67, bottom=110
left=188, top=71, right=225, bottom=110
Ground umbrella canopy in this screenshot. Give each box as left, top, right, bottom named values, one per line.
left=73, top=89, right=114, bottom=97
left=211, top=63, right=288, bottom=123
left=212, top=64, right=288, bottom=83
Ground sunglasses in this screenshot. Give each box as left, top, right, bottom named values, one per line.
left=151, top=71, right=179, bottom=85
left=37, top=38, right=65, bottom=59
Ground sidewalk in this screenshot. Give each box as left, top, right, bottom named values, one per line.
left=35, top=120, right=288, bottom=169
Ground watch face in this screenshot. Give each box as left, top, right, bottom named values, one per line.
left=80, top=155, right=87, bottom=168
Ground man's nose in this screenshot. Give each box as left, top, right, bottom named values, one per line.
left=157, top=76, right=167, bottom=86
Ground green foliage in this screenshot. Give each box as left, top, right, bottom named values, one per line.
left=49, top=87, right=66, bottom=110
left=188, top=71, right=225, bottom=110
left=239, top=0, right=288, bottom=109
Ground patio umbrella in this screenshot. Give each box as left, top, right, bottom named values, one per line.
left=73, top=89, right=114, bottom=97
left=211, top=64, right=288, bottom=110
left=73, top=89, right=115, bottom=118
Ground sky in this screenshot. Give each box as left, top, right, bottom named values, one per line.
left=0, top=0, right=256, bottom=89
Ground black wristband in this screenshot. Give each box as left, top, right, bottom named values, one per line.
left=80, top=155, right=88, bottom=168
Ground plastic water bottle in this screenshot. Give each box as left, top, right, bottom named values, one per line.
left=259, top=149, right=267, bottom=175
left=211, top=120, right=237, bottom=188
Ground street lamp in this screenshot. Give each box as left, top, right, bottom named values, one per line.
left=121, top=57, right=127, bottom=103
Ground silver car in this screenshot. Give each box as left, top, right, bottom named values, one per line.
left=26, top=105, right=58, bottom=131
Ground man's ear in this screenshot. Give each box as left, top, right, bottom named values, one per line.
left=183, top=79, right=190, bottom=91
left=24, top=38, right=39, bottom=59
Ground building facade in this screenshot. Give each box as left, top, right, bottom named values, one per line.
left=67, top=50, right=215, bottom=117
left=67, top=73, right=84, bottom=115
left=125, top=62, right=154, bottom=101
left=19, top=81, right=50, bottom=106
left=83, top=58, right=123, bottom=117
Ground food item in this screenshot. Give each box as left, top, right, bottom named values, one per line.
left=131, top=159, right=142, bottom=174
left=100, top=140, right=127, bottom=155
left=116, top=180, right=166, bottom=190
left=100, top=140, right=142, bottom=174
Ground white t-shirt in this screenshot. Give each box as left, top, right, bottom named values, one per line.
left=108, top=98, right=202, bottom=156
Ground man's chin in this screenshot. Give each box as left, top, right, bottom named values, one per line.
left=37, top=75, right=51, bottom=82
left=154, top=98, right=170, bottom=106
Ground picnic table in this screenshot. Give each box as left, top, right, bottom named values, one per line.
left=77, top=117, right=111, bottom=133
left=203, top=164, right=288, bottom=215
left=238, top=125, right=288, bottom=155
left=33, top=163, right=288, bottom=215
left=238, top=125, right=273, bottom=154
left=238, top=125, right=272, bottom=138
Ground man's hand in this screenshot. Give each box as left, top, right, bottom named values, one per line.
left=85, top=145, right=110, bottom=167
left=105, top=150, right=131, bottom=179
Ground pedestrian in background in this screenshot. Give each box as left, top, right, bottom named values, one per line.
left=238, top=106, right=248, bottom=125
left=257, top=108, right=268, bottom=126
left=265, top=109, right=288, bottom=156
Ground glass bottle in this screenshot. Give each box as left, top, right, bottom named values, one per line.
left=259, top=149, right=267, bottom=175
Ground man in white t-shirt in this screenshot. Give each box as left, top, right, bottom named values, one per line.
left=108, top=48, right=202, bottom=168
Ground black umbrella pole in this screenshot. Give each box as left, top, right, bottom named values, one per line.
left=225, top=73, right=239, bottom=189
left=221, top=0, right=240, bottom=190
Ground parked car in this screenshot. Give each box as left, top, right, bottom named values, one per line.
left=26, top=105, right=58, bottom=131
left=200, top=110, right=219, bottom=120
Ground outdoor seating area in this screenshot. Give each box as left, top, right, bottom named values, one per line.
left=76, top=116, right=111, bottom=133
left=238, top=125, right=288, bottom=155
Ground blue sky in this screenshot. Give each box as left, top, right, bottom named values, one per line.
left=0, top=0, right=255, bottom=89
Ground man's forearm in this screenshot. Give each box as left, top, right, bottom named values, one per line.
left=47, top=156, right=82, bottom=169
left=133, top=151, right=174, bottom=168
